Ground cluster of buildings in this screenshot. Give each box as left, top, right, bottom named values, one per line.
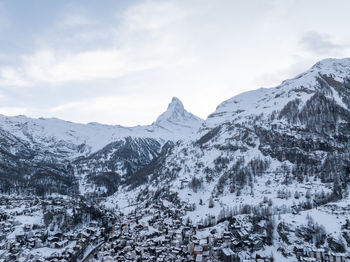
left=296, top=247, right=347, bottom=262
left=87, top=204, right=194, bottom=261
left=84, top=203, right=273, bottom=262
left=1, top=195, right=350, bottom=261
left=0, top=196, right=116, bottom=262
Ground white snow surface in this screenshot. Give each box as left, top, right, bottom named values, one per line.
left=107, top=58, right=350, bottom=226
left=204, top=58, right=350, bottom=129
left=0, top=97, right=203, bottom=157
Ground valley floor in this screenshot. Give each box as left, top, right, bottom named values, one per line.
left=1, top=189, right=350, bottom=261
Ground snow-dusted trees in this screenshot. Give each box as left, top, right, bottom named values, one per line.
left=303, top=214, right=327, bottom=248
left=294, top=191, right=300, bottom=199
left=305, top=189, right=311, bottom=199
left=266, top=214, right=275, bottom=245
left=332, top=175, right=343, bottom=200
left=188, top=176, right=203, bottom=193
left=277, top=188, right=291, bottom=199
left=208, top=197, right=214, bottom=208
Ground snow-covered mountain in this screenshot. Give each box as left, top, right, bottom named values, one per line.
left=205, top=58, right=350, bottom=128
left=0, top=97, right=203, bottom=195
left=155, top=97, right=203, bottom=130
left=0, top=97, right=203, bottom=158
left=110, top=58, right=350, bottom=225
left=2, top=58, right=350, bottom=260
left=2, top=56, right=350, bottom=208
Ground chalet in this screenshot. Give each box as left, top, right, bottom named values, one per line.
left=237, top=251, right=251, bottom=262
left=221, top=248, right=234, bottom=262
left=77, top=231, right=90, bottom=239
left=48, top=236, right=60, bottom=244
left=62, top=248, right=74, bottom=258
left=252, top=239, right=264, bottom=251
left=86, top=227, right=97, bottom=235
left=15, top=233, right=25, bottom=243
left=328, top=252, right=346, bottom=262
left=202, top=250, right=210, bottom=259
left=66, top=232, right=75, bottom=240
left=77, top=238, right=87, bottom=247
left=53, top=240, right=68, bottom=249
left=232, top=222, right=242, bottom=230
left=27, top=238, right=36, bottom=248
left=199, top=238, right=208, bottom=250
left=23, top=224, right=31, bottom=232
left=35, top=239, right=42, bottom=248
left=196, top=254, right=203, bottom=262
left=5, top=240, right=14, bottom=250
left=194, top=245, right=203, bottom=256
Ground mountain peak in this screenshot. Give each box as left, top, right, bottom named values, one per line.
left=167, top=97, right=185, bottom=112
left=154, top=97, right=203, bottom=130
left=171, top=96, right=182, bottom=103
left=311, top=57, right=350, bottom=69
left=307, top=57, right=350, bottom=81
left=206, top=57, right=350, bottom=129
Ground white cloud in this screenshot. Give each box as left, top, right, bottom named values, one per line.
left=0, top=107, right=28, bottom=116
left=0, top=45, right=190, bottom=86
left=24, top=49, right=127, bottom=83
left=48, top=95, right=164, bottom=126
left=0, top=0, right=194, bottom=87
left=1, top=0, right=350, bottom=124
left=0, top=66, right=30, bottom=87
left=300, top=32, right=343, bottom=55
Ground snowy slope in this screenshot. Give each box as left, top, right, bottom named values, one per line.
left=112, top=58, right=350, bottom=223
left=0, top=97, right=203, bottom=196
left=0, top=97, right=203, bottom=158
left=205, top=58, right=350, bottom=129
left=154, top=97, right=203, bottom=131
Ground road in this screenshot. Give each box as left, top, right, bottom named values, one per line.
left=80, top=241, right=105, bottom=262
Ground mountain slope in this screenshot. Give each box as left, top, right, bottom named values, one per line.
left=0, top=97, right=203, bottom=196
left=206, top=58, right=350, bottom=128
left=113, top=58, right=350, bottom=221
left=155, top=97, right=203, bottom=131
left=0, top=126, right=75, bottom=195
left=0, top=97, right=202, bottom=158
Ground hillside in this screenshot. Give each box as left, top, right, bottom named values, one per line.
left=0, top=97, right=203, bottom=195
left=105, top=58, right=350, bottom=260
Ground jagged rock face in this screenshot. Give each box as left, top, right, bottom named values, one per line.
left=134, top=58, right=350, bottom=206
left=0, top=97, right=203, bottom=159
left=0, top=127, right=75, bottom=196
left=0, top=98, right=202, bottom=196
left=74, top=137, right=163, bottom=196
left=155, top=97, right=203, bottom=130
left=2, top=58, right=350, bottom=199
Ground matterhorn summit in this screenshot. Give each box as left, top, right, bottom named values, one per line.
left=154, top=97, right=203, bottom=134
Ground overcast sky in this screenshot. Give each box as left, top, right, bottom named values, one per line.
left=0, top=0, right=350, bottom=126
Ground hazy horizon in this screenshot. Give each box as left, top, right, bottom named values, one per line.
left=1, top=0, right=350, bottom=125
